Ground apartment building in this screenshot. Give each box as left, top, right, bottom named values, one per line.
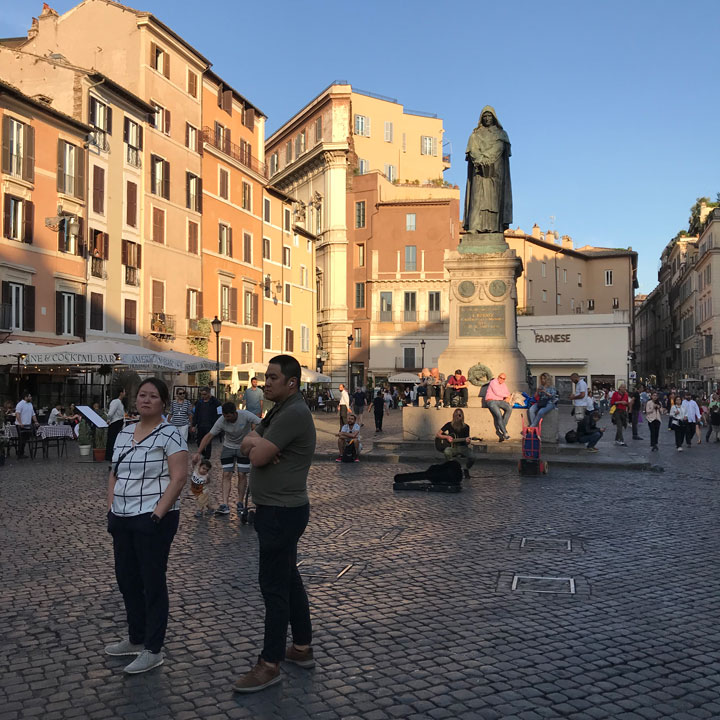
left=1, top=80, right=89, bottom=347
left=9, top=1, right=209, bottom=352
left=0, top=47, right=154, bottom=342
left=200, top=70, right=266, bottom=391
left=266, top=82, right=454, bottom=387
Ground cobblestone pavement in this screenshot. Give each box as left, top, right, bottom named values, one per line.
left=1, top=420, right=720, bottom=720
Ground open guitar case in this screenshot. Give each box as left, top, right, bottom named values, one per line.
left=393, top=460, right=463, bottom=493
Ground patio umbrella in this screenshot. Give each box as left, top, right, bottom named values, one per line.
left=0, top=340, right=53, bottom=362
left=300, top=367, right=331, bottom=383
left=158, top=349, right=225, bottom=373
left=236, top=362, right=268, bottom=376
left=387, top=372, right=421, bottom=383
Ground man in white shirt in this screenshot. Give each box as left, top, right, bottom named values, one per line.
left=336, top=413, right=361, bottom=462
left=15, top=391, right=37, bottom=459
left=681, top=392, right=701, bottom=448
left=105, top=388, right=127, bottom=463
left=570, top=373, right=589, bottom=421
left=338, top=383, right=350, bottom=430
left=48, top=402, right=63, bottom=425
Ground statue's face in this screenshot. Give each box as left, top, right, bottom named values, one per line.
left=481, top=112, right=495, bottom=127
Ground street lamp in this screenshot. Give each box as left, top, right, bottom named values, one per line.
left=420, top=339, right=426, bottom=369
left=347, top=334, right=353, bottom=390
left=211, top=315, right=222, bottom=400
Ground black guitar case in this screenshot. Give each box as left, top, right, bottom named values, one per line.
left=393, top=460, right=463, bottom=493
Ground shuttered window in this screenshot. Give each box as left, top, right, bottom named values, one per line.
left=243, top=233, right=252, bottom=263
left=150, top=42, right=170, bottom=78
left=1, top=116, right=34, bottom=181
left=90, top=292, right=103, bottom=331
left=3, top=194, right=33, bottom=243
left=220, top=338, right=231, bottom=365
left=92, top=165, right=105, bottom=214
left=264, top=323, right=271, bottom=350
left=57, top=140, right=85, bottom=199
left=126, top=181, right=137, bottom=227
left=187, top=70, right=198, bottom=98
left=187, top=221, right=199, bottom=254
left=242, top=181, right=251, bottom=210
left=124, top=299, right=137, bottom=334
left=285, top=328, right=294, bottom=352
left=152, top=280, right=164, bottom=314
left=186, top=172, right=201, bottom=211
left=152, top=207, right=165, bottom=244
left=219, top=168, right=229, bottom=199
left=150, top=155, right=170, bottom=199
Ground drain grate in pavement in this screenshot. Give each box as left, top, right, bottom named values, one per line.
left=511, top=575, right=575, bottom=594
left=507, top=535, right=583, bottom=552
left=520, top=537, right=572, bottom=551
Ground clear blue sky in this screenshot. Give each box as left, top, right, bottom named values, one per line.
left=2, top=0, right=718, bottom=293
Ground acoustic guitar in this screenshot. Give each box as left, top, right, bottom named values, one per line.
left=434, top=435, right=483, bottom=452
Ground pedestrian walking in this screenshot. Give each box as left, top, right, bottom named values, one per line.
left=105, top=388, right=127, bottom=463
left=610, top=385, right=629, bottom=446
left=352, top=387, right=366, bottom=425
left=630, top=384, right=644, bottom=440
left=682, top=392, right=701, bottom=448
left=372, top=389, right=385, bottom=432
left=669, top=396, right=687, bottom=451
left=190, top=386, right=221, bottom=460
left=14, top=390, right=37, bottom=459
left=645, top=391, right=662, bottom=452
left=243, top=376, right=264, bottom=418
left=570, top=373, right=589, bottom=422
left=105, top=378, right=188, bottom=674
left=234, top=355, right=316, bottom=693
left=707, top=391, right=720, bottom=442
left=338, top=383, right=350, bottom=430
left=167, top=388, right=193, bottom=442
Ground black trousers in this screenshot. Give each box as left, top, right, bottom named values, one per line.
left=443, top=386, right=468, bottom=407
left=374, top=411, right=383, bottom=431
left=673, top=422, right=686, bottom=448
left=17, top=426, right=33, bottom=456
left=254, top=504, right=312, bottom=663
left=105, top=420, right=124, bottom=462
left=108, top=511, right=179, bottom=653
left=339, top=406, right=348, bottom=429
left=197, top=426, right=213, bottom=459
left=648, top=419, right=660, bottom=447
left=685, top=421, right=696, bottom=446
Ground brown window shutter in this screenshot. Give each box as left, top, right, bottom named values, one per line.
left=23, top=200, right=33, bottom=244
left=163, top=160, right=170, bottom=199
left=138, top=125, right=143, bottom=151
left=1, top=116, right=10, bottom=174
left=152, top=280, right=163, bottom=313
left=244, top=106, right=255, bottom=130
left=186, top=288, right=191, bottom=319
left=122, top=239, right=128, bottom=266
left=163, top=51, right=170, bottom=79
left=23, top=285, right=35, bottom=332
left=127, top=181, right=137, bottom=226
left=74, top=293, right=86, bottom=338
left=76, top=216, right=85, bottom=256
left=136, top=244, right=142, bottom=269
left=124, top=298, right=136, bottom=334
left=56, top=291, right=63, bottom=335
left=23, top=124, right=35, bottom=182
left=229, top=287, right=238, bottom=323
left=75, top=147, right=85, bottom=200
left=188, top=221, right=198, bottom=253
left=57, top=140, right=65, bottom=192
left=152, top=207, right=163, bottom=243
left=197, top=291, right=203, bottom=318
left=185, top=123, right=189, bottom=148
left=2, top=193, right=10, bottom=238
left=197, top=177, right=202, bottom=213
left=164, top=109, right=171, bottom=135
left=251, top=293, right=258, bottom=326
left=123, top=117, right=129, bottom=143
left=106, top=107, right=112, bottom=136
left=225, top=128, right=231, bottom=155
left=228, top=226, right=233, bottom=257
left=185, top=172, right=190, bottom=209
left=93, top=165, right=105, bottom=214
left=217, top=84, right=223, bottom=107
left=103, top=233, right=109, bottom=260
left=223, top=89, right=232, bottom=113
left=150, top=41, right=157, bottom=67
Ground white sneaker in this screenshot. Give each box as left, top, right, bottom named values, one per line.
left=105, top=639, right=143, bottom=657
left=123, top=649, right=164, bottom=674
left=677, top=447, right=683, bottom=452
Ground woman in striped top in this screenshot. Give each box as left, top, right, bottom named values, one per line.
left=167, top=388, right=193, bottom=442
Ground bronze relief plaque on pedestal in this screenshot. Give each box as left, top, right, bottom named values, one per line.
left=458, top=305, right=505, bottom=337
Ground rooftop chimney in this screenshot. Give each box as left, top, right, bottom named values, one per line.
left=531, top=224, right=541, bottom=239
left=561, top=235, right=573, bottom=250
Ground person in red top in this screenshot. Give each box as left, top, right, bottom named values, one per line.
left=443, top=369, right=469, bottom=408
left=610, top=385, right=630, bottom=446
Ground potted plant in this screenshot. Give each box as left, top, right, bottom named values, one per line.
left=93, top=425, right=108, bottom=462
left=78, top=419, right=92, bottom=457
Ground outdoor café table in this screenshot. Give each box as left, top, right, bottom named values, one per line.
left=37, top=424, right=75, bottom=458
left=4, top=423, right=40, bottom=458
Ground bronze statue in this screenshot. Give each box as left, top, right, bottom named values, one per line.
left=461, top=106, right=512, bottom=253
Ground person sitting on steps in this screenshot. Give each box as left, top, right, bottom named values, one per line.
left=485, top=372, right=513, bottom=442
left=435, top=408, right=475, bottom=479
left=336, top=413, right=361, bottom=462
left=444, top=369, right=469, bottom=408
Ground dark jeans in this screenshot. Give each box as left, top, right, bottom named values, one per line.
left=613, top=410, right=627, bottom=442
left=255, top=503, right=312, bottom=663
left=648, top=419, right=660, bottom=448
left=197, top=426, right=213, bottom=459
left=108, top=510, right=179, bottom=653
left=339, top=406, right=348, bottom=429
left=579, top=431, right=602, bottom=449
left=374, top=411, right=383, bottom=431
left=105, top=419, right=124, bottom=462
left=429, top=385, right=442, bottom=407
left=486, top=400, right=512, bottom=437
left=673, top=422, right=686, bottom=448
left=631, top=411, right=641, bottom=438
left=17, top=426, right=33, bottom=456
left=685, top=421, right=696, bottom=446
left=443, top=386, right=468, bottom=407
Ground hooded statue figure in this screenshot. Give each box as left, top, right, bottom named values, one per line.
left=463, top=106, right=513, bottom=236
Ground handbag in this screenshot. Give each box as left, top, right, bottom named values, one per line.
left=609, top=405, right=616, bottom=415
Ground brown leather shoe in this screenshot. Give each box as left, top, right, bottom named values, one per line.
left=232, top=657, right=281, bottom=693
left=285, top=644, right=315, bottom=668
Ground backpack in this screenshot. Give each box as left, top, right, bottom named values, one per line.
left=565, top=429, right=578, bottom=444
left=479, top=381, right=491, bottom=408
left=341, top=441, right=357, bottom=463
left=425, top=460, right=463, bottom=485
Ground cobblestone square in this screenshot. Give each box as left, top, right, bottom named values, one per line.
left=1, top=421, right=720, bottom=719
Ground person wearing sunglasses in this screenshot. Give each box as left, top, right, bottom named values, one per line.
left=167, top=388, right=193, bottom=442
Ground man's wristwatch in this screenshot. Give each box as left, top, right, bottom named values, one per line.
left=151, top=513, right=161, bottom=524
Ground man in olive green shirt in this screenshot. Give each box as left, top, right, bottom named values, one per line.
left=234, top=354, right=316, bottom=694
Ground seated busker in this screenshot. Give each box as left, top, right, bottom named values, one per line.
left=336, top=413, right=361, bottom=462
left=577, top=410, right=605, bottom=453
left=435, top=408, right=475, bottom=479
left=444, top=369, right=469, bottom=408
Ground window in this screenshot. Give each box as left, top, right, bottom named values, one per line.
left=126, top=181, right=138, bottom=227
left=301, top=325, right=310, bottom=352
left=300, top=265, right=308, bottom=287
left=219, top=168, right=229, bottom=199
left=428, top=291, right=441, bottom=321
left=384, top=121, right=393, bottom=142
left=264, top=323, right=272, bottom=349
left=187, top=221, right=199, bottom=254
left=405, top=245, right=417, bottom=271
left=91, top=165, right=105, bottom=215
left=315, top=116, right=322, bottom=143
left=563, top=268, right=567, bottom=283
left=2, top=195, right=33, bottom=243
left=315, top=200, right=323, bottom=234
left=284, top=283, right=291, bottom=304
left=542, top=290, right=547, bottom=302
left=357, top=159, right=368, bottom=175
left=283, top=246, right=291, bottom=267
left=605, top=269, right=614, bottom=286
left=185, top=123, right=198, bottom=152
left=220, top=338, right=231, bottom=366
left=151, top=102, right=171, bottom=135
left=242, top=181, right=251, bottom=211
left=217, top=84, right=232, bottom=113
left=186, top=288, right=200, bottom=320
left=2, top=116, right=34, bottom=181
left=557, top=293, right=561, bottom=305
left=541, top=262, right=546, bottom=278
left=151, top=42, right=170, bottom=78
left=420, top=136, right=438, bottom=155
left=403, top=347, right=416, bottom=369
left=577, top=272, right=582, bottom=287
left=123, top=118, right=143, bottom=167
left=354, top=327, right=362, bottom=348
left=285, top=327, right=294, bottom=352
left=357, top=244, right=365, bottom=267
left=613, top=297, right=620, bottom=309
left=57, top=216, right=81, bottom=255
left=90, top=292, right=104, bottom=331
left=269, top=152, right=278, bottom=175
left=150, top=155, right=170, bottom=199
left=124, top=299, right=137, bottom=334
left=57, top=140, right=84, bottom=199
left=384, top=164, right=397, bottom=182
left=285, top=140, right=292, bottom=163
left=263, top=198, right=271, bottom=222
left=241, top=341, right=253, bottom=364
left=243, top=290, right=258, bottom=326
left=218, top=223, right=232, bottom=256
left=294, top=130, right=306, bottom=157
left=262, top=237, right=271, bottom=259
left=88, top=97, right=111, bottom=149
left=404, top=291, right=417, bottom=321
left=186, top=173, right=201, bottom=212
left=152, top=207, right=165, bottom=244
left=402, top=132, right=407, bottom=152
left=56, top=291, right=82, bottom=337
left=570, top=298, right=575, bottom=310
left=354, top=114, right=370, bottom=136
left=1, top=281, right=35, bottom=332
left=122, top=240, right=141, bottom=269
left=284, top=208, right=291, bottom=231
left=187, top=70, right=198, bottom=98
left=528, top=279, right=533, bottom=298
left=220, top=285, right=237, bottom=323
left=355, top=201, right=366, bottom=228
left=380, top=292, right=392, bottom=321
left=588, top=299, right=595, bottom=311
left=243, top=233, right=252, bottom=263
left=406, top=213, right=416, bottom=231
left=355, top=282, right=365, bottom=309
left=264, top=276, right=271, bottom=298
left=151, top=280, right=165, bottom=315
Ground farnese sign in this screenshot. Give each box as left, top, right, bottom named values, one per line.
left=534, top=333, right=571, bottom=343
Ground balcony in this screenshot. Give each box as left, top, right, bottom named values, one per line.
left=404, top=310, right=417, bottom=322
left=201, top=127, right=266, bottom=177
left=0, top=303, right=11, bottom=331
left=88, top=128, right=110, bottom=152
left=150, top=312, right=175, bottom=340
left=91, top=257, right=106, bottom=279
left=188, top=318, right=209, bottom=338
left=124, top=266, right=140, bottom=286
left=428, top=310, right=442, bottom=322
left=395, top=357, right=420, bottom=372
left=517, top=306, right=535, bottom=316
left=379, top=310, right=393, bottom=322
left=126, top=145, right=142, bottom=168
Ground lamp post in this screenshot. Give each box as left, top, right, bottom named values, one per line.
left=347, top=334, right=353, bottom=390
left=420, top=339, right=426, bottom=369
left=211, top=315, right=222, bottom=400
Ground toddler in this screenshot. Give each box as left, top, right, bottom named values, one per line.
left=190, top=458, right=214, bottom=516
